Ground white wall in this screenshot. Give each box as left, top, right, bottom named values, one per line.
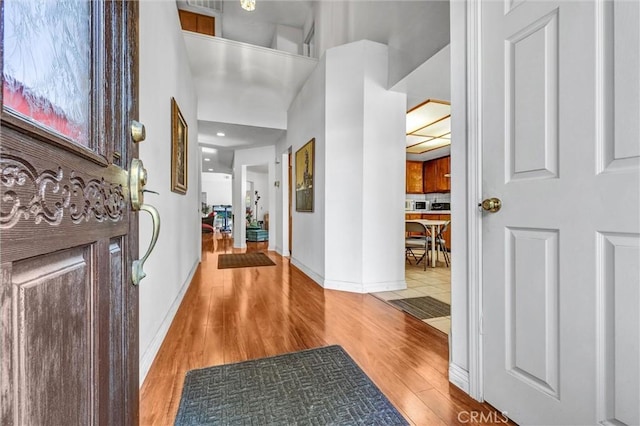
left=270, top=24, right=303, bottom=55
left=201, top=172, right=232, bottom=206
left=138, top=1, right=200, bottom=385
left=313, top=1, right=450, bottom=88
left=286, top=52, right=327, bottom=284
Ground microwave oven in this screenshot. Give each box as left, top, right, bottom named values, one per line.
left=415, top=201, right=428, bottom=210
left=405, top=200, right=429, bottom=211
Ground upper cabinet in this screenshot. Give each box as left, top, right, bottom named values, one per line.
left=406, top=161, right=424, bottom=194
left=178, top=10, right=215, bottom=37
left=423, top=156, right=450, bottom=193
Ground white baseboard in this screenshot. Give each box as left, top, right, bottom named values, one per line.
left=275, top=246, right=290, bottom=257
left=139, top=260, right=199, bottom=387
left=449, top=362, right=470, bottom=394
left=323, top=279, right=407, bottom=294
left=289, top=258, right=407, bottom=294
left=290, top=257, right=324, bottom=287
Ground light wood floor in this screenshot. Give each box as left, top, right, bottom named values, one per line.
left=140, top=234, right=507, bottom=425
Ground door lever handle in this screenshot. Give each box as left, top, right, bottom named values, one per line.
left=132, top=204, right=160, bottom=285
left=129, top=158, right=161, bottom=285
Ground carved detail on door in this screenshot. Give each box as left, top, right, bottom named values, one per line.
left=0, top=155, right=125, bottom=228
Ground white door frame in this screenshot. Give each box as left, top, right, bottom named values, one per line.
left=451, top=0, right=484, bottom=402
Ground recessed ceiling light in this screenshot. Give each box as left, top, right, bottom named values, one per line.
left=208, top=168, right=213, bottom=171
left=216, top=132, right=225, bottom=137
left=202, top=147, right=217, bottom=154
left=204, top=158, right=211, bottom=161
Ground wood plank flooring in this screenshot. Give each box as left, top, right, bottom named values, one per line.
left=140, top=235, right=509, bottom=425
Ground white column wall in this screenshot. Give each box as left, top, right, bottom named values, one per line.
left=274, top=135, right=289, bottom=256
left=360, top=43, right=407, bottom=288
left=323, top=41, right=405, bottom=293
left=232, top=165, right=247, bottom=247
left=323, top=43, right=365, bottom=288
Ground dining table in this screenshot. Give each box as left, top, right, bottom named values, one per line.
left=406, top=219, right=448, bottom=268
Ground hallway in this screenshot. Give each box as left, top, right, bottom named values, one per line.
left=140, top=236, right=503, bottom=425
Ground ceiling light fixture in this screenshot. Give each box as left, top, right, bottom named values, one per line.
left=204, top=158, right=211, bottom=161
left=216, top=132, right=225, bottom=137
left=240, top=0, right=255, bottom=12
left=208, top=168, right=213, bottom=172
left=202, top=147, right=217, bottom=154
left=405, top=99, right=451, bottom=154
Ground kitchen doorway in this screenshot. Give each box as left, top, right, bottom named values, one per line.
left=371, top=47, right=453, bottom=337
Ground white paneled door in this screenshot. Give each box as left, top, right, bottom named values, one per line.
left=480, top=0, right=639, bottom=424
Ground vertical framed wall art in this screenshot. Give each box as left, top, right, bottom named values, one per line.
left=171, top=97, right=188, bottom=194
left=295, top=138, right=314, bottom=212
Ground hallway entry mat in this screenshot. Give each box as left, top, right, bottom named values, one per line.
left=174, top=345, right=408, bottom=425
left=388, top=296, right=450, bottom=320
left=217, top=252, right=275, bottom=269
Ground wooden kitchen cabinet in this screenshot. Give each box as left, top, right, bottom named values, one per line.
left=423, top=156, right=451, bottom=193
left=437, top=156, right=451, bottom=192
left=179, top=10, right=215, bottom=36
left=406, top=161, right=424, bottom=194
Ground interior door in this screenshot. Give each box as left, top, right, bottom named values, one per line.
left=481, top=0, right=639, bottom=424
left=1, top=1, right=141, bottom=424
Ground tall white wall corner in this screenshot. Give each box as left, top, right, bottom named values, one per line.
left=323, top=40, right=406, bottom=293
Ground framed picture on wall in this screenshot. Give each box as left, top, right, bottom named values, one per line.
left=295, top=138, right=314, bottom=212
left=171, top=97, right=188, bottom=194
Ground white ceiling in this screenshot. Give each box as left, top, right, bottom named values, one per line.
left=199, top=121, right=285, bottom=173
left=184, top=31, right=316, bottom=173
left=219, top=0, right=312, bottom=48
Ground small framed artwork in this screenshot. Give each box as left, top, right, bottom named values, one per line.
left=171, top=97, right=188, bottom=194
left=295, top=138, right=314, bottom=212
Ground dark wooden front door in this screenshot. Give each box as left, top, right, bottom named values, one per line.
left=1, top=1, right=139, bottom=424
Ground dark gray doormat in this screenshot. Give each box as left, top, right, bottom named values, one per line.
left=174, top=345, right=408, bottom=425
left=388, top=296, right=450, bottom=320
left=217, top=252, right=275, bottom=269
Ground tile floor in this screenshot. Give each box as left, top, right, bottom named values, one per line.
left=372, top=254, right=451, bottom=335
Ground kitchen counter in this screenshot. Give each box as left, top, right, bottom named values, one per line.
left=406, top=210, right=451, bottom=214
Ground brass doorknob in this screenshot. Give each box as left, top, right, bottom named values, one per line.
left=481, top=198, right=502, bottom=213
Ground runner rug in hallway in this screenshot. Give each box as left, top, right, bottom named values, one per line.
left=388, top=296, right=450, bottom=320
left=217, top=252, right=275, bottom=269
left=174, top=345, right=408, bottom=425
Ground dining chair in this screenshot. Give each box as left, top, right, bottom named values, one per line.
left=426, top=220, right=450, bottom=267
left=405, top=221, right=430, bottom=271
